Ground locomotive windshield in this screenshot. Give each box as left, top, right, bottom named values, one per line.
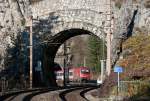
left=81, top=69, right=90, bottom=74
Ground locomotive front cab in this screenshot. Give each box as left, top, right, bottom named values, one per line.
left=80, top=67, right=91, bottom=82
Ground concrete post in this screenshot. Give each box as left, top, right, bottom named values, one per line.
left=106, top=0, right=113, bottom=76
left=100, top=60, right=106, bottom=82
left=106, top=32, right=111, bottom=75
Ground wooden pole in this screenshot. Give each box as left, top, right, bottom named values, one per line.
left=63, top=43, right=66, bottom=86
left=29, top=16, right=33, bottom=89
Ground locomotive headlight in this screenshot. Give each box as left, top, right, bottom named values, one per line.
left=81, top=69, right=89, bottom=73
left=81, top=70, right=85, bottom=72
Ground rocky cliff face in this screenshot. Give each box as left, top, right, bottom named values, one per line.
left=111, top=0, right=145, bottom=65
left=111, top=0, right=150, bottom=65
left=0, top=0, right=30, bottom=70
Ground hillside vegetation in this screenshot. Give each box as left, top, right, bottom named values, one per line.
left=116, top=34, right=150, bottom=100
left=117, top=34, right=150, bottom=80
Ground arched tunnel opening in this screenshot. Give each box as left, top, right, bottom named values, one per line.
left=40, top=28, right=107, bottom=87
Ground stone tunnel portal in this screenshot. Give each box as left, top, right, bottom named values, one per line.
left=42, top=28, right=106, bottom=87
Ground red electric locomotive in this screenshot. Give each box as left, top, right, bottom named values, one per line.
left=70, top=66, right=90, bottom=82
left=55, top=66, right=91, bottom=83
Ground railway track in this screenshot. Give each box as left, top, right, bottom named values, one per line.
left=60, top=86, right=97, bottom=101
left=31, top=84, right=98, bottom=101
left=0, top=84, right=99, bottom=101
left=0, top=87, right=63, bottom=101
